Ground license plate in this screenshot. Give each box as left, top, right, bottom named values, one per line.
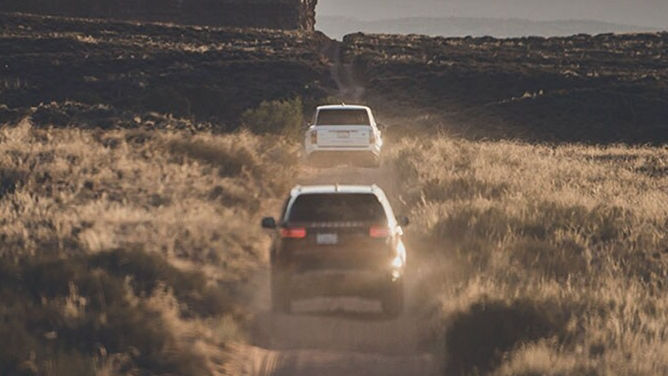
left=336, top=131, right=350, bottom=138
left=316, top=233, right=338, bottom=245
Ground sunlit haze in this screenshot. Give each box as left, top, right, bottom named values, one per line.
left=317, top=0, right=668, bottom=27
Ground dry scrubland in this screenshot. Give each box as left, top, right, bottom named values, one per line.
left=388, top=137, right=667, bottom=375
left=0, top=12, right=332, bottom=130
left=1, top=117, right=666, bottom=376
left=0, top=120, right=299, bottom=375
left=345, top=31, right=668, bottom=374
left=344, top=32, right=668, bottom=144
left=0, top=0, right=317, bottom=31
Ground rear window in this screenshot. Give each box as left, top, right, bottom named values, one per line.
left=288, top=193, right=386, bottom=223
left=316, top=109, right=370, bottom=126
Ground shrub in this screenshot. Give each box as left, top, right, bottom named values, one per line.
left=240, top=97, right=304, bottom=138
left=0, top=124, right=301, bottom=374
left=388, top=137, right=667, bottom=375
left=0, top=249, right=219, bottom=376
left=90, top=248, right=232, bottom=317
left=444, top=299, right=568, bottom=376
left=0, top=168, right=25, bottom=198
left=168, top=136, right=259, bottom=178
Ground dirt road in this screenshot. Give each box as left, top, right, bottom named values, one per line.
left=323, top=40, right=366, bottom=102
left=225, top=163, right=439, bottom=376
left=223, top=38, right=438, bottom=375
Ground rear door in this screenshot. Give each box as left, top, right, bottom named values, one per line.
left=315, top=109, right=372, bottom=147
left=285, top=193, right=391, bottom=269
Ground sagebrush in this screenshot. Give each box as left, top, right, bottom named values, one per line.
left=387, top=137, right=667, bottom=375
left=0, top=120, right=299, bottom=375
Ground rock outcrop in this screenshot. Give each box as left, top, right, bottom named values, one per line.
left=0, top=12, right=334, bottom=130
left=0, top=0, right=318, bottom=30
left=343, top=32, right=668, bottom=144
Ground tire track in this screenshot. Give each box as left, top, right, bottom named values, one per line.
left=231, top=163, right=438, bottom=376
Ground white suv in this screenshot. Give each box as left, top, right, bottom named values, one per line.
left=304, top=105, right=383, bottom=167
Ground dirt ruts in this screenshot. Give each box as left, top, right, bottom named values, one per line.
left=227, top=164, right=439, bottom=376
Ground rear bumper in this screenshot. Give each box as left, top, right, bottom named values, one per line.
left=305, top=150, right=380, bottom=165
left=305, top=143, right=380, bottom=155
left=305, top=143, right=381, bottom=157
left=287, top=269, right=395, bottom=298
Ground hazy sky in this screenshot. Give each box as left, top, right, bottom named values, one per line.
left=317, top=0, right=668, bottom=27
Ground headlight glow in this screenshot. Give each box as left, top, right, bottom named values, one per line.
left=391, top=255, right=404, bottom=269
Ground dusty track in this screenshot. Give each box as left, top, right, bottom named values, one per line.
left=225, top=163, right=438, bottom=376
left=225, top=38, right=437, bottom=375
left=324, top=40, right=366, bottom=102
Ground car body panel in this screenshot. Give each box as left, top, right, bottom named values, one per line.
left=304, top=105, right=383, bottom=162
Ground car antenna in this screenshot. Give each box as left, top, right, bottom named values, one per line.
left=335, top=183, right=340, bottom=192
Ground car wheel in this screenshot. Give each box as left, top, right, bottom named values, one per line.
left=271, top=270, right=292, bottom=314
left=381, top=278, right=404, bottom=318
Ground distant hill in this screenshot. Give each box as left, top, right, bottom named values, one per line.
left=343, top=31, right=668, bottom=144
left=0, top=0, right=318, bottom=30
left=318, top=16, right=661, bottom=39
left=0, top=12, right=333, bottom=130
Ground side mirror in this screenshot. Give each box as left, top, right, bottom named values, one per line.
left=377, top=123, right=387, bottom=131
left=261, top=217, right=277, bottom=229
left=397, top=216, right=410, bottom=227
left=302, top=122, right=312, bottom=131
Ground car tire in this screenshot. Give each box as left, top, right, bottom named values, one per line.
left=381, top=278, right=404, bottom=318
left=271, top=270, right=292, bottom=314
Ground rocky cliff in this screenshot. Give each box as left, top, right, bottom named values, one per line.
left=0, top=0, right=318, bottom=30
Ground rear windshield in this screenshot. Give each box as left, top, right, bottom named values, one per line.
left=288, top=193, right=386, bottom=223
left=316, top=109, right=370, bottom=126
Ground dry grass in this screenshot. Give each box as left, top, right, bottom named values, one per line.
left=388, top=136, right=667, bottom=375
left=0, top=119, right=299, bottom=375
left=1, top=114, right=666, bottom=375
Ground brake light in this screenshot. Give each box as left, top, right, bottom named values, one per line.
left=311, top=130, right=318, bottom=144
left=369, top=226, right=390, bottom=238
left=281, top=227, right=307, bottom=239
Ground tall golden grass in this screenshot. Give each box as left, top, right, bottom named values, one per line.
left=1, top=115, right=665, bottom=375
left=0, top=119, right=299, bottom=375
left=387, top=136, right=667, bottom=375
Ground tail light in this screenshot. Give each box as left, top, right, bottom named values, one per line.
left=369, top=131, right=376, bottom=144
left=369, top=226, right=390, bottom=238
left=281, top=227, right=307, bottom=239
left=310, top=130, right=318, bottom=144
